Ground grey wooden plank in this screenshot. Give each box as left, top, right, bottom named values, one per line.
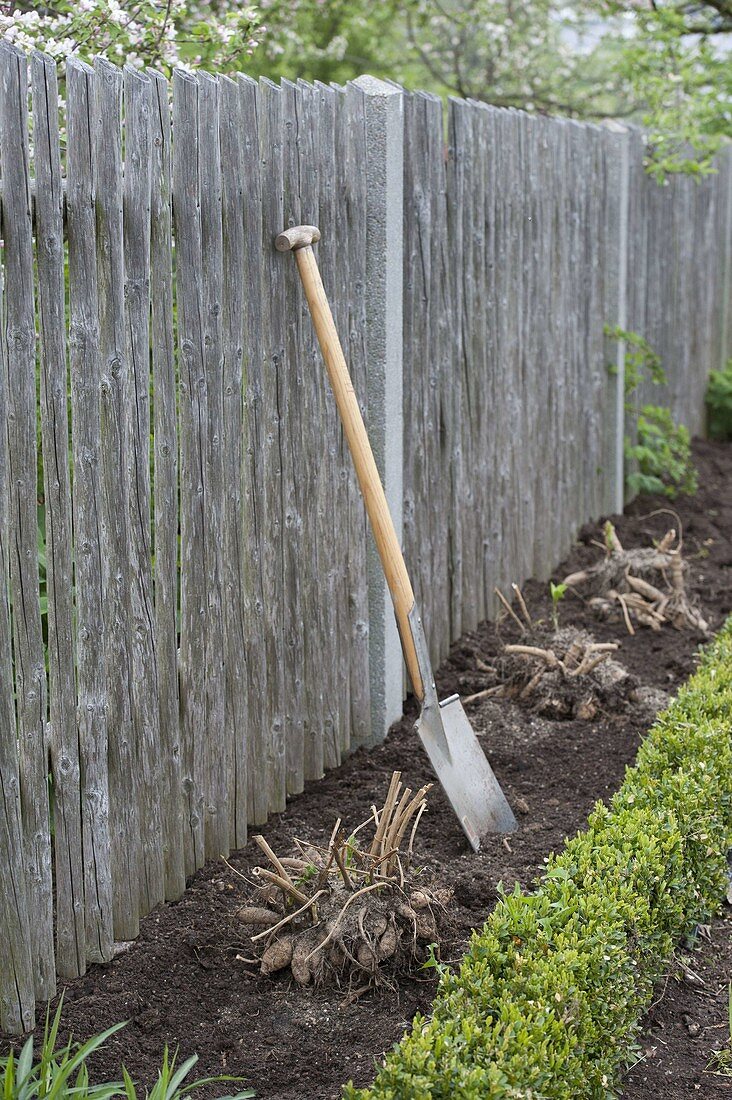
left=237, top=73, right=269, bottom=827
left=445, top=99, right=465, bottom=639
left=219, top=73, right=248, bottom=848
left=402, top=91, right=418, bottom=649
left=94, top=56, right=139, bottom=940
left=453, top=98, right=480, bottom=630
left=330, top=82, right=355, bottom=758
left=424, top=91, right=453, bottom=662
left=0, top=50, right=34, bottom=1034
left=148, top=67, right=185, bottom=899
left=65, top=57, right=114, bottom=965
left=297, top=77, right=330, bottom=782
left=314, top=79, right=345, bottom=771
left=258, top=78, right=287, bottom=813
left=342, top=82, right=371, bottom=747
left=197, top=71, right=227, bottom=861
left=123, top=64, right=165, bottom=913
left=31, top=49, right=85, bottom=980
left=0, top=41, right=55, bottom=1000
left=403, top=91, right=451, bottom=666
left=173, top=68, right=207, bottom=872
left=472, top=102, right=495, bottom=614
left=280, top=78, right=307, bottom=796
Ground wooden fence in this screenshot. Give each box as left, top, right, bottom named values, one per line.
left=403, top=103, right=732, bottom=653
left=0, top=41, right=730, bottom=1034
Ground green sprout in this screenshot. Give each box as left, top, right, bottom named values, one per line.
left=549, top=581, right=567, bottom=632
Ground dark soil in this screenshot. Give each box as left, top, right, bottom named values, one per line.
left=2, top=439, right=731, bottom=1100
left=622, top=909, right=732, bottom=1098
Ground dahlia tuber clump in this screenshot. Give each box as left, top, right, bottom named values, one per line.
left=237, top=773, right=451, bottom=992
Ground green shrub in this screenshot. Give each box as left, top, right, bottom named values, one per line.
left=706, top=359, right=732, bottom=441
left=0, top=999, right=254, bottom=1100
left=345, top=620, right=732, bottom=1099
left=605, top=326, right=698, bottom=500
left=625, top=405, right=697, bottom=498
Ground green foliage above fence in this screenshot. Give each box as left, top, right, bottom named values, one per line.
left=345, top=619, right=732, bottom=1099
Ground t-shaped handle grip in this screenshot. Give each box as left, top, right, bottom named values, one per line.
left=275, top=224, right=321, bottom=252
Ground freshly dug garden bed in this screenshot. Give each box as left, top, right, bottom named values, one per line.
left=2, top=439, right=730, bottom=1100
left=622, top=909, right=732, bottom=1098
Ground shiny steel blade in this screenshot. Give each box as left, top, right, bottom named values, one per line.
left=416, top=694, right=517, bottom=850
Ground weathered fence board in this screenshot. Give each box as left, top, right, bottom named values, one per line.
left=95, top=56, right=139, bottom=942
left=149, top=66, right=186, bottom=899
left=65, top=57, right=114, bottom=966
left=219, top=73, right=249, bottom=850
left=0, top=46, right=34, bottom=1032
left=237, top=73, right=269, bottom=827
left=124, top=64, right=165, bottom=914
left=0, top=44, right=730, bottom=1035
left=258, top=78, right=288, bottom=815
left=31, top=50, right=84, bottom=980
left=341, top=83, right=372, bottom=749
left=0, top=42, right=55, bottom=1000
left=281, top=78, right=308, bottom=796
left=313, top=79, right=345, bottom=772
left=173, top=68, right=208, bottom=874
left=197, top=71, right=227, bottom=862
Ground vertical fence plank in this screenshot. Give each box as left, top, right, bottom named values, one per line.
left=330, top=82, right=355, bottom=758
left=197, top=71, right=227, bottom=860
left=31, top=50, right=85, bottom=979
left=280, top=78, right=307, bottom=796
left=445, top=99, right=464, bottom=639
left=66, top=57, right=114, bottom=965
left=123, top=65, right=165, bottom=912
left=237, top=73, right=269, bottom=827
left=219, top=74, right=248, bottom=848
left=173, top=69, right=207, bottom=872
left=297, top=77, right=331, bottom=782
left=259, top=78, right=287, bottom=813
left=0, top=51, right=34, bottom=1026
left=94, top=57, right=139, bottom=940
left=314, top=79, right=345, bottom=771
left=342, top=83, right=371, bottom=747
left=403, top=91, right=451, bottom=665
left=148, top=67, right=185, bottom=898
left=0, top=41, right=55, bottom=1000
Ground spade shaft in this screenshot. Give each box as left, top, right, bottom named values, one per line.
left=276, top=224, right=516, bottom=848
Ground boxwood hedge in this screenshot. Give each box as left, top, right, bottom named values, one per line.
left=345, top=619, right=732, bottom=1099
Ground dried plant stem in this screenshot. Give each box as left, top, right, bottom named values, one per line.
left=505, top=644, right=560, bottom=666
left=370, top=771, right=401, bottom=858
left=494, top=587, right=526, bottom=631
left=254, top=835, right=296, bottom=888
left=252, top=867, right=310, bottom=906
left=250, top=890, right=328, bottom=942
left=332, top=834, right=355, bottom=891
left=511, top=584, right=533, bottom=627
left=462, top=685, right=503, bottom=705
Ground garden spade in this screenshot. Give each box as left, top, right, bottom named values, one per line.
left=276, top=225, right=517, bottom=850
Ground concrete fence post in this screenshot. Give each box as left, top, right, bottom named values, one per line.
left=352, top=75, right=405, bottom=744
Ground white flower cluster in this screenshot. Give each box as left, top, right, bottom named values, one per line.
left=0, top=0, right=265, bottom=72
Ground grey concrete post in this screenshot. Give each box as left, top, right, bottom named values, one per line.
left=352, top=75, right=404, bottom=744
left=603, top=120, right=630, bottom=513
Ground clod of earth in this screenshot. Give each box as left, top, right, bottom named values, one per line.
left=236, top=773, right=451, bottom=992
left=562, top=521, right=708, bottom=634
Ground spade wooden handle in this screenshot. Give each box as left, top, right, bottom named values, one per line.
left=281, top=232, right=424, bottom=701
